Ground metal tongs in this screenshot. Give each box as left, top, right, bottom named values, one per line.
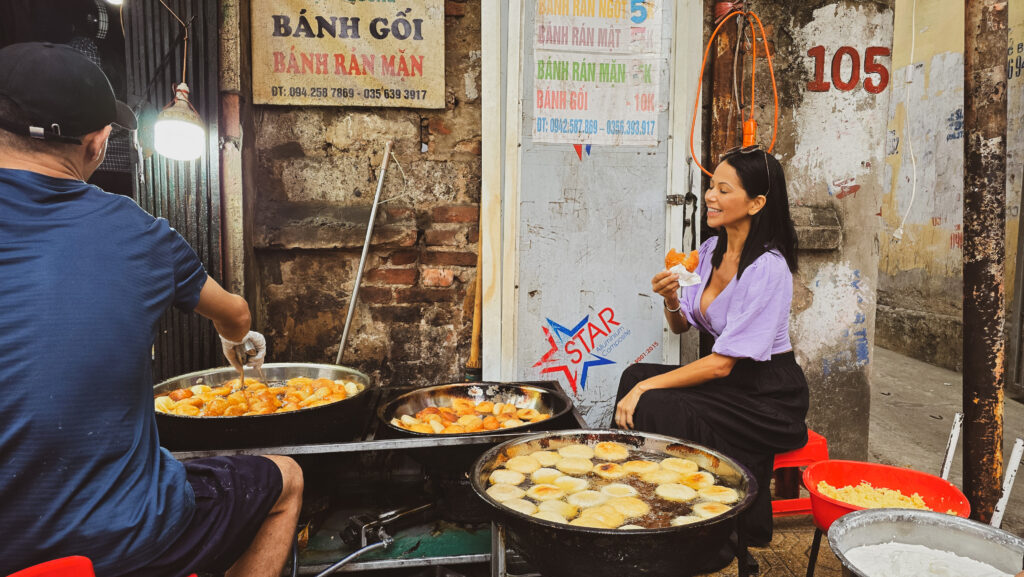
left=233, top=340, right=268, bottom=384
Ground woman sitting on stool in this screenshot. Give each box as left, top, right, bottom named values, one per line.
left=613, top=147, right=808, bottom=548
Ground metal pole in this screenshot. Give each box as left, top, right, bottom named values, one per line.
left=336, top=141, right=394, bottom=365
left=962, top=0, right=1008, bottom=523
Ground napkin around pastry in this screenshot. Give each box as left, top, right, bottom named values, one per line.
left=669, top=264, right=702, bottom=288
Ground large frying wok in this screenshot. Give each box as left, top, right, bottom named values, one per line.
left=472, top=429, right=758, bottom=577
left=154, top=363, right=374, bottom=450
left=376, top=382, right=576, bottom=471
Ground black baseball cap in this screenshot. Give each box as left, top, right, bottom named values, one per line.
left=0, top=42, right=137, bottom=144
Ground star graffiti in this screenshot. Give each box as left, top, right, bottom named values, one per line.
left=532, top=315, right=615, bottom=395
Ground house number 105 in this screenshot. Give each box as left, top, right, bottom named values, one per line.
left=807, top=45, right=891, bottom=94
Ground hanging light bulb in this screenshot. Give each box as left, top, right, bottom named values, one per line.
left=154, top=82, right=204, bottom=161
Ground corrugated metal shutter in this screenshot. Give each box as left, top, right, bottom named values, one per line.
left=124, top=0, right=222, bottom=382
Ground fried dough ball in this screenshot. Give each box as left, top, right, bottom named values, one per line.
left=606, top=496, right=650, bottom=518
left=570, top=516, right=611, bottom=529
left=555, top=457, right=593, bottom=476
left=531, top=451, right=560, bottom=467
left=670, top=515, right=704, bottom=526
left=692, top=502, right=731, bottom=519
left=567, top=490, right=608, bottom=508
left=640, top=469, right=683, bottom=485
left=486, top=484, right=526, bottom=502
left=558, top=444, right=595, bottom=460
left=516, top=408, right=541, bottom=421
left=489, top=469, right=526, bottom=485
left=410, top=423, right=434, bottom=434
left=681, top=471, right=716, bottom=490
left=660, top=457, right=699, bottom=474
left=168, top=389, right=193, bottom=402
left=154, top=396, right=174, bottom=412
left=475, top=401, right=494, bottom=413
left=506, top=455, right=542, bottom=474
left=500, top=418, right=526, bottom=429
left=172, top=403, right=200, bottom=416
left=623, top=460, right=660, bottom=475
left=593, top=442, right=630, bottom=462
left=654, top=483, right=698, bottom=503
left=619, top=525, right=645, bottom=530
left=481, top=416, right=501, bottom=430
left=502, top=498, right=538, bottom=515
left=553, top=475, right=589, bottom=494
left=441, top=424, right=467, bottom=434
left=600, top=483, right=638, bottom=498
left=594, top=462, right=627, bottom=480
left=698, top=485, right=740, bottom=504
left=526, top=484, right=566, bottom=502
left=538, top=499, right=579, bottom=519
left=530, top=467, right=562, bottom=485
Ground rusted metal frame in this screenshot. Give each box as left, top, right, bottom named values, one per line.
left=962, top=0, right=1009, bottom=523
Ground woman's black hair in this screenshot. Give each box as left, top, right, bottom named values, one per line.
left=709, top=150, right=798, bottom=278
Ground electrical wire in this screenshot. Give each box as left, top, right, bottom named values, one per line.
left=157, top=0, right=189, bottom=85
left=894, top=0, right=919, bottom=241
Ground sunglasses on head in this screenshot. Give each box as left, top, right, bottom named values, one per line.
left=720, top=145, right=771, bottom=197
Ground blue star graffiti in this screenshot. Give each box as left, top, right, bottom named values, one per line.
left=532, top=307, right=622, bottom=394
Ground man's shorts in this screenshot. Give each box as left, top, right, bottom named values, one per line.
left=139, top=455, right=284, bottom=576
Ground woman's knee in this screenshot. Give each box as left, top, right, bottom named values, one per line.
left=617, top=363, right=649, bottom=394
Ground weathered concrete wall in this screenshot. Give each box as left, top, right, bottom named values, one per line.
left=240, top=2, right=482, bottom=386
left=750, top=0, right=894, bottom=459
left=876, top=0, right=1024, bottom=372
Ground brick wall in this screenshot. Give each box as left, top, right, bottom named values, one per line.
left=250, top=0, right=481, bottom=386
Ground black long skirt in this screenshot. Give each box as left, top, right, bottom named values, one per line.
left=613, top=351, right=809, bottom=545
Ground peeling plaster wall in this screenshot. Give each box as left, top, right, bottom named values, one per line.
left=876, top=0, right=1024, bottom=372
left=753, top=0, right=894, bottom=459
left=236, top=2, right=482, bottom=386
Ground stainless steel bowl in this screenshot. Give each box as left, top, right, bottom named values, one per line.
left=829, top=509, right=1024, bottom=577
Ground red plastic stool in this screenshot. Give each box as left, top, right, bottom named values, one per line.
left=771, top=429, right=829, bottom=516
left=8, top=557, right=94, bottom=577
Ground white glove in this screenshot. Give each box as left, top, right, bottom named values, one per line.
left=220, top=331, right=267, bottom=373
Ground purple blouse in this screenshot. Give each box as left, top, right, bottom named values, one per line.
left=679, top=237, right=793, bottom=361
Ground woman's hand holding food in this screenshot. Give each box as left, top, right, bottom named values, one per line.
left=652, top=270, right=681, bottom=309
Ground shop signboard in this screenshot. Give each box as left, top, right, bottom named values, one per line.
left=251, top=0, right=445, bottom=108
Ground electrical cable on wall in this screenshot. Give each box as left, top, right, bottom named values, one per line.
left=893, top=0, right=919, bottom=241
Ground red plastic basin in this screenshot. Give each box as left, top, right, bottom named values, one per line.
left=802, top=459, right=970, bottom=531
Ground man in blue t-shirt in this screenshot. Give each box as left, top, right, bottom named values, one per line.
left=0, top=43, right=303, bottom=577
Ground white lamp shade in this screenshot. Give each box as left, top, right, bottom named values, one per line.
left=105, top=0, right=124, bottom=5
left=155, top=118, right=205, bottom=161
left=155, top=83, right=205, bottom=161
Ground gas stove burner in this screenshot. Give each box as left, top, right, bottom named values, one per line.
left=340, top=502, right=433, bottom=547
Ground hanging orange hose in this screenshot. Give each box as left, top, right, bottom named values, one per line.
left=689, top=9, right=780, bottom=176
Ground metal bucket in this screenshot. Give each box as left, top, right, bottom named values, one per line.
left=828, top=509, right=1024, bottom=577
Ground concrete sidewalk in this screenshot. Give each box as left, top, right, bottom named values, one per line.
left=709, top=345, right=1024, bottom=576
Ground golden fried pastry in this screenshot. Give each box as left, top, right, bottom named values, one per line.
left=532, top=451, right=560, bottom=467
left=501, top=418, right=526, bottom=429
left=489, top=469, right=526, bottom=485
left=640, top=469, right=683, bottom=485
left=698, top=485, right=740, bottom=504
left=539, top=499, right=579, bottom=519
left=619, top=524, right=645, bottom=530
left=670, top=515, right=704, bottom=526
left=594, top=462, right=627, bottom=480
left=517, top=408, right=541, bottom=421
left=600, top=483, right=639, bottom=498
left=693, top=502, right=730, bottom=519
left=553, top=475, right=589, bottom=494
left=578, top=505, right=625, bottom=528
left=155, top=376, right=365, bottom=417
left=503, top=498, right=539, bottom=515
left=530, top=467, right=562, bottom=485
left=654, top=483, right=698, bottom=503
left=506, top=455, right=542, bottom=474
left=593, top=441, right=630, bottom=462
left=526, top=484, right=566, bottom=502
left=567, top=490, right=609, bottom=508
left=555, top=457, right=593, bottom=476
left=623, top=460, right=661, bottom=475
left=570, top=516, right=611, bottom=529
left=533, top=510, right=568, bottom=524
left=606, top=496, right=650, bottom=518
left=681, top=471, right=716, bottom=490
left=486, top=484, right=526, bottom=502
left=558, top=444, right=595, bottom=460
left=660, top=457, right=699, bottom=474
